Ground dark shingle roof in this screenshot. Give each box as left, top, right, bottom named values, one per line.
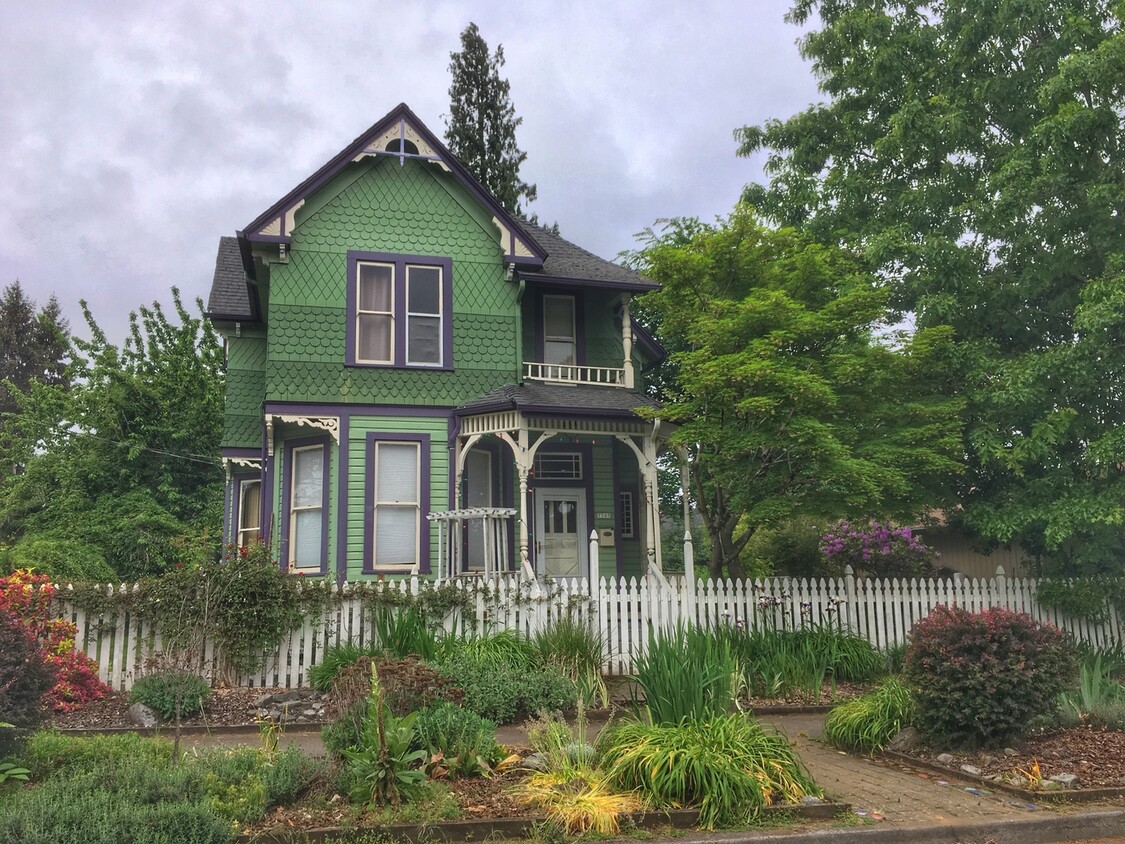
left=520, top=223, right=658, bottom=291
left=456, top=382, right=658, bottom=419
left=206, top=236, right=254, bottom=320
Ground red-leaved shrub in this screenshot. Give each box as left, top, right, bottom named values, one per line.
left=903, top=605, right=1076, bottom=748
left=0, top=570, right=110, bottom=712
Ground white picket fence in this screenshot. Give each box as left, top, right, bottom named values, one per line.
left=51, top=566, right=1124, bottom=691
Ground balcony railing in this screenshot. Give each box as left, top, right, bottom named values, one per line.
left=524, top=361, right=626, bottom=386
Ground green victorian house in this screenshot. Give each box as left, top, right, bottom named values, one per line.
left=207, top=103, right=668, bottom=583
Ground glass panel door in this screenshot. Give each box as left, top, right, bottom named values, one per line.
left=536, top=489, right=585, bottom=578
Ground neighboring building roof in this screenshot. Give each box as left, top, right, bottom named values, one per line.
left=518, top=222, right=659, bottom=292
left=205, top=236, right=256, bottom=321
left=455, top=382, right=659, bottom=420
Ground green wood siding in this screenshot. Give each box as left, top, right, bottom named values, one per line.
left=264, top=157, right=519, bottom=407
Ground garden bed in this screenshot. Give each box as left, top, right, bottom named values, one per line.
left=881, top=725, right=1125, bottom=801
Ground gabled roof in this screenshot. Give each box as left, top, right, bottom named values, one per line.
left=239, top=102, right=545, bottom=267
left=518, top=222, right=659, bottom=292
left=455, top=382, right=659, bottom=420
left=205, top=236, right=256, bottom=321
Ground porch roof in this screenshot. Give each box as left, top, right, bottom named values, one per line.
left=454, top=382, right=658, bottom=420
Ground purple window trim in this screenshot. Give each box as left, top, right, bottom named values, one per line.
left=335, top=414, right=351, bottom=584
left=345, top=251, right=454, bottom=371
left=230, top=471, right=263, bottom=547
left=279, top=435, right=331, bottom=576
left=362, top=432, right=432, bottom=575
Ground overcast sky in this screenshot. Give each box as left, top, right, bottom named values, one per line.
left=2, top=0, right=822, bottom=343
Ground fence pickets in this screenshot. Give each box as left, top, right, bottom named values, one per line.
left=49, top=567, right=1124, bottom=691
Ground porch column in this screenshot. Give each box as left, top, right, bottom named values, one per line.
left=621, top=295, right=635, bottom=389
left=516, top=424, right=531, bottom=572
left=615, top=431, right=661, bottom=576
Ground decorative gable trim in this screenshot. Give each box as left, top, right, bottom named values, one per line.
left=239, top=103, right=546, bottom=272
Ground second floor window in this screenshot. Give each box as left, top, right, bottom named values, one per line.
left=347, top=252, right=453, bottom=369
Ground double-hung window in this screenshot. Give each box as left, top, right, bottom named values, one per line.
left=364, top=434, right=431, bottom=573
left=347, top=252, right=452, bottom=369
left=237, top=478, right=262, bottom=546
left=287, top=442, right=327, bottom=571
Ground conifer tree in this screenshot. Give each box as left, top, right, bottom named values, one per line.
left=445, top=22, right=537, bottom=216
left=0, top=281, right=69, bottom=436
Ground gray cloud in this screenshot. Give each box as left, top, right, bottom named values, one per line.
left=1, top=0, right=819, bottom=341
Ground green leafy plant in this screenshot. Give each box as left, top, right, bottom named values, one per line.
left=904, top=605, right=1077, bottom=748
left=0, top=762, right=30, bottom=784
left=634, top=622, right=739, bottom=724
left=824, top=677, right=915, bottom=753
left=309, top=642, right=384, bottom=692
left=0, top=610, right=55, bottom=757
left=436, top=628, right=537, bottom=671
left=533, top=615, right=608, bottom=708
left=260, top=745, right=330, bottom=807
left=370, top=605, right=439, bottom=661
left=602, top=713, right=821, bottom=829
left=436, top=652, right=576, bottom=725
left=1058, top=654, right=1125, bottom=729
left=22, top=730, right=173, bottom=780
left=413, top=702, right=502, bottom=778
left=130, top=671, right=210, bottom=721
left=343, top=664, right=428, bottom=805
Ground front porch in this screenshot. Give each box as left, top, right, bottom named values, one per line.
left=440, top=383, right=667, bottom=582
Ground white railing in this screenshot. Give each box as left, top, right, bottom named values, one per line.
left=427, top=507, right=518, bottom=579
left=524, top=361, right=625, bottom=386
left=46, top=566, right=1124, bottom=690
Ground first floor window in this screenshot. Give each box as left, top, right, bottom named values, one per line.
left=290, top=445, right=324, bottom=568
left=373, top=441, right=420, bottom=569
left=237, top=479, right=262, bottom=546
left=619, top=490, right=635, bottom=539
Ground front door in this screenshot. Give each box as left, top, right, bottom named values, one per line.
left=536, top=488, right=586, bottom=578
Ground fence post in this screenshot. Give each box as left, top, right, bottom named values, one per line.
left=588, top=530, right=601, bottom=635
left=844, top=565, right=857, bottom=634
left=993, top=565, right=1007, bottom=609
left=683, top=529, right=696, bottom=626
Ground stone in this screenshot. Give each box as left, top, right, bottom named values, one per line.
left=255, top=708, right=271, bottom=719
left=523, top=753, right=549, bottom=772
left=936, top=753, right=956, bottom=766
left=960, top=764, right=983, bottom=777
left=1003, top=747, right=1020, bottom=757
left=800, top=795, right=826, bottom=805
left=126, top=702, right=161, bottom=728
left=302, top=708, right=319, bottom=718
left=254, top=694, right=274, bottom=708
left=887, top=727, right=921, bottom=753
left=982, top=755, right=1000, bottom=766
left=1048, top=773, right=1079, bottom=788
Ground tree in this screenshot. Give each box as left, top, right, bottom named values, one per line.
left=0, top=288, right=224, bottom=579
left=636, top=208, right=963, bottom=577
left=738, top=1, right=1125, bottom=581
left=445, top=22, right=537, bottom=216
left=0, top=282, right=69, bottom=458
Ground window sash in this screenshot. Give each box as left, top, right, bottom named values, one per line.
left=619, top=490, right=635, bottom=539
left=373, top=442, right=420, bottom=569
left=543, top=295, right=576, bottom=366
left=289, top=445, right=324, bottom=569
left=406, top=265, right=443, bottom=365
left=356, top=262, right=394, bottom=364
left=237, top=479, right=261, bottom=546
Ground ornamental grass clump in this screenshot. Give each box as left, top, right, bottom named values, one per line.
left=824, top=677, right=915, bottom=753
left=602, top=714, right=820, bottom=829
left=904, top=605, right=1077, bottom=748
left=635, top=622, right=739, bottom=724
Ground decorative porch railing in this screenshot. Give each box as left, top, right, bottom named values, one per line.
left=427, top=507, right=520, bottom=579
left=523, top=361, right=625, bottom=386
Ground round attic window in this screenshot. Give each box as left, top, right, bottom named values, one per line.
left=385, top=138, right=419, bottom=155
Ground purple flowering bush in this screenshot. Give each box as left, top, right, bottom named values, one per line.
left=819, top=520, right=936, bottom=578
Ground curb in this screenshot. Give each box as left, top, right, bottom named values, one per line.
left=661, top=808, right=1125, bottom=844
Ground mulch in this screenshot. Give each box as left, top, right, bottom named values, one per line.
left=46, top=687, right=284, bottom=731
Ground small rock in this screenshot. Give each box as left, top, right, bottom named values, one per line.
left=800, top=795, right=825, bottom=805
left=302, top=708, right=319, bottom=718
left=936, top=753, right=956, bottom=766
left=255, top=708, right=271, bottom=719
left=126, top=702, right=161, bottom=728
left=1003, top=747, right=1020, bottom=757
left=887, top=727, right=921, bottom=753
left=523, top=753, right=549, bottom=772
left=982, top=755, right=1000, bottom=766
left=1006, top=775, right=1029, bottom=788
left=1048, top=773, right=1079, bottom=788
left=960, top=764, right=983, bottom=777
left=254, top=694, right=273, bottom=708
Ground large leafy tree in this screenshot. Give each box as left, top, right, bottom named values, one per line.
left=636, top=208, right=963, bottom=578
left=445, top=22, right=538, bottom=216
left=0, top=282, right=69, bottom=451
left=0, top=289, right=224, bottom=579
left=738, top=1, right=1125, bottom=578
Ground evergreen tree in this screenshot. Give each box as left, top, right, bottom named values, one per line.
left=445, top=22, right=537, bottom=216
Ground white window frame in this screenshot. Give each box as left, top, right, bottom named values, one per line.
left=288, top=444, right=325, bottom=570
left=619, top=490, right=635, bottom=539
left=543, top=294, right=577, bottom=367
left=237, top=478, right=262, bottom=547
left=372, top=440, right=421, bottom=571
left=355, top=261, right=395, bottom=365
left=533, top=451, right=583, bottom=480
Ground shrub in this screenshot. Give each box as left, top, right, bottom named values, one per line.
left=636, top=622, right=739, bottom=724
left=22, top=730, right=173, bottom=780
left=824, top=677, right=915, bottom=753
left=437, top=652, right=576, bottom=724
left=820, top=520, right=936, bottom=578
left=742, top=517, right=829, bottom=577
left=903, top=605, right=1077, bottom=748
left=370, top=605, right=439, bottom=661
left=308, top=642, right=383, bottom=692
left=0, top=569, right=109, bottom=712
left=436, top=628, right=537, bottom=671
left=261, top=745, right=329, bottom=806
left=0, top=612, right=55, bottom=757
left=1057, top=654, right=1125, bottom=729
left=602, top=714, right=821, bottom=829
left=413, top=702, right=502, bottom=777
left=130, top=671, right=210, bottom=721
left=0, top=535, right=117, bottom=582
